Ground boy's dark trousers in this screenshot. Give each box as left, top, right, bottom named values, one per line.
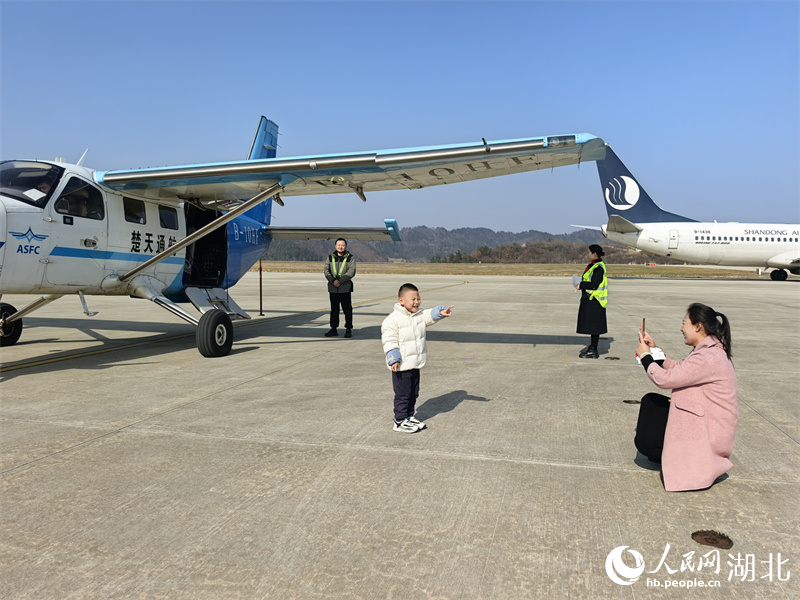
left=392, top=369, right=420, bottom=422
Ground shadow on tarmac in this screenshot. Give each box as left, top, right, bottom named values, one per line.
left=2, top=305, right=617, bottom=380
left=416, top=389, right=490, bottom=422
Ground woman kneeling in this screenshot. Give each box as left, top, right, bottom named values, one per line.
left=634, top=303, right=739, bottom=492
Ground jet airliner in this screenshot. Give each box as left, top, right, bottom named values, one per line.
left=596, top=147, right=799, bottom=280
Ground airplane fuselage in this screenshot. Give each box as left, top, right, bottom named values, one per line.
left=603, top=221, right=800, bottom=272
left=0, top=160, right=272, bottom=300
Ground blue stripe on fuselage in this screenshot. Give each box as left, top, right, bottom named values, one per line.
left=49, top=246, right=185, bottom=264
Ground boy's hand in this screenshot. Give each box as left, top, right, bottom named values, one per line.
left=391, top=362, right=399, bottom=372
left=441, top=305, right=454, bottom=317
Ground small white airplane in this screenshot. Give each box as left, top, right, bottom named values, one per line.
left=1, top=116, right=606, bottom=356
left=595, top=146, right=800, bottom=280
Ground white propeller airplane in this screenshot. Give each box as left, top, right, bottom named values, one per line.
left=595, top=146, right=800, bottom=280
left=1, top=116, right=606, bottom=356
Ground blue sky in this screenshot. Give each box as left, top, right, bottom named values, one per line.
left=2, top=0, right=798, bottom=233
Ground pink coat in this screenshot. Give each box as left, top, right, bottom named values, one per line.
left=645, top=336, right=739, bottom=492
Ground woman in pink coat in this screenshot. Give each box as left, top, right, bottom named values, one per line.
left=634, top=303, right=739, bottom=492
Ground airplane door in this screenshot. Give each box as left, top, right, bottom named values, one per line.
left=669, top=229, right=679, bottom=250
left=45, top=176, right=108, bottom=286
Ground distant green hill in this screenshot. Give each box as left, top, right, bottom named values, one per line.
left=262, top=226, right=612, bottom=263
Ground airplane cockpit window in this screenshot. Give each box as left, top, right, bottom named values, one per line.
left=124, top=197, right=146, bottom=224
left=159, top=205, right=178, bottom=230
left=54, top=177, right=105, bottom=220
left=0, top=160, right=64, bottom=209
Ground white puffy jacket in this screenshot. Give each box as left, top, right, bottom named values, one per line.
left=381, top=303, right=445, bottom=371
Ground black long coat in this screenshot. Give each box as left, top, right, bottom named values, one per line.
left=576, top=261, right=607, bottom=335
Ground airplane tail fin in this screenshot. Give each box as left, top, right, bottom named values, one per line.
left=596, top=146, right=694, bottom=223
left=247, top=116, right=279, bottom=160
left=243, top=116, right=280, bottom=224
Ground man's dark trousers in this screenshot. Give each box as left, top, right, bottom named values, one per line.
left=329, top=292, right=353, bottom=329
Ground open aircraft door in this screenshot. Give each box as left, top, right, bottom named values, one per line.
left=45, top=175, right=109, bottom=286
left=669, top=229, right=679, bottom=250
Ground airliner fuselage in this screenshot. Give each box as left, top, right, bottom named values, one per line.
left=603, top=222, right=800, bottom=271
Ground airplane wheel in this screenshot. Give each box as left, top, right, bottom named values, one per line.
left=197, top=309, right=233, bottom=357
left=770, top=269, right=788, bottom=281
left=0, top=302, right=23, bottom=347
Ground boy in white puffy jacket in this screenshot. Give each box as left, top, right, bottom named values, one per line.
left=381, top=283, right=453, bottom=433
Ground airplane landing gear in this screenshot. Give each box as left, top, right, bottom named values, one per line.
left=0, top=303, right=23, bottom=347
left=197, top=309, right=233, bottom=357
left=770, top=269, right=788, bottom=281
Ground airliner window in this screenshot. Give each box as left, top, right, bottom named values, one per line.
left=54, top=177, right=105, bottom=220
left=159, top=205, right=178, bottom=230
left=0, top=160, right=64, bottom=208
left=124, top=197, right=146, bottom=224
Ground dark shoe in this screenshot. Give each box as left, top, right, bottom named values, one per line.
left=580, top=347, right=599, bottom=359
left=578, top=345, right=591, bottom=357
left=324, top=328, right=338, bottom=337
left=344, top=329, right=352, bottom=338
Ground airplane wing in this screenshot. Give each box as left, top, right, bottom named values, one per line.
left=96, top=134, right=606, bottom=210
left=265, top=219, right=401, bottom=241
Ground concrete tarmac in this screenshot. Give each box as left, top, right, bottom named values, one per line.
left=1, top=273, right=798, bottom=599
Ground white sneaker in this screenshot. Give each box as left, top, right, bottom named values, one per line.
left=407, top=415, right=427, bottom=430
left=393, top=419, right=420, bottom=433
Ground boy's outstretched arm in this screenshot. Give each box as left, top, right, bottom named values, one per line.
left=432, top=305, right=455, bottom=320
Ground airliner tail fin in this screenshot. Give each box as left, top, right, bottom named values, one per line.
left=596, top=146, right=694, bottom=223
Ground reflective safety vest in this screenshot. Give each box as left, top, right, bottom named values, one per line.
left=331, top=253, right=349, bottom=278
left=583, top=261, right=608, bottom=308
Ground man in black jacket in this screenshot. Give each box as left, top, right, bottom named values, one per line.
left=323, top=238, right=356, bottom=337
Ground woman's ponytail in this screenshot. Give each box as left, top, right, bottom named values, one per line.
left=687, top=303, right=732, bottom=359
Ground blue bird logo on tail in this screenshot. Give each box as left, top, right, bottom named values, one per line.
left=605, top=176, right=640, bottom=210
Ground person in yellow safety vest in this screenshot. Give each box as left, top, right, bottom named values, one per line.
left=324, top=238, right=357, bottom=338
left=575, top=244, right=608, bottom=358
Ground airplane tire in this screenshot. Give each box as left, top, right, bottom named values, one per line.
left=770, top=269, right=788, bottom=281
left=197, top=309, right=233, bottom=357
left=0, top=303, right=23, bottom=347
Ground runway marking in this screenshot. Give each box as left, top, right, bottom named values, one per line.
left=0, top=281, right=469, bottom=373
